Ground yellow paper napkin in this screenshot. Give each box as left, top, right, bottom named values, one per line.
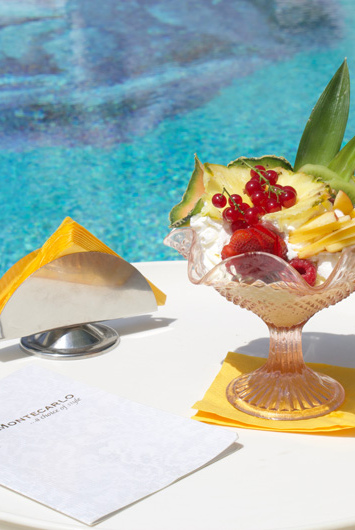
left=0, top=217, right=166, bottom=312
left=193, top=352, right=355, bottom=433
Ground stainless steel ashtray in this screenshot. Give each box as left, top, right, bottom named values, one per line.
left=0, top=252, right=158, bottom=359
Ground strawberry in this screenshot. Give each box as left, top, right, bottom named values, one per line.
left=289, top=258, right=317, bottom=286
left=221, top=244, right=237, bottom=260
left=221, top=235, right=248, bottom=262
left=274, top=234, right=288, bottom=260
left=253, top=224, right=288, bottom=259
left=222, top=225, right=286, bottom=260
left=250, top=226, right=277, bottom=254
left=229, top=228, right=270, bottom=255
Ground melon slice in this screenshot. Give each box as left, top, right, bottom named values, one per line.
left=169, top=156, right=205, bottom=228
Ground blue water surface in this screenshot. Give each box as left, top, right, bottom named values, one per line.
left=0, top=0, right=354, bottom=274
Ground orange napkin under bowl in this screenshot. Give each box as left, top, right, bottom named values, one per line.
left=193, top=352, right=355, bottom=433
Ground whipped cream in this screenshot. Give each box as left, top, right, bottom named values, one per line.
left=285, top=236, right=299, bottom=261
left=312, top=252, right=340, bottom=280
left=190, top=214, right=230, bottom=270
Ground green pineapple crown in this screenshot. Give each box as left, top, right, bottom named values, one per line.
left=292, top=59, right=355, bottom=202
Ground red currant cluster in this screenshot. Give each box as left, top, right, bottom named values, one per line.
left=211, top=165, right=297, bottom=230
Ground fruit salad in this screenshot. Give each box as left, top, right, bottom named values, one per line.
left=169, top=60, right=355, bottom=287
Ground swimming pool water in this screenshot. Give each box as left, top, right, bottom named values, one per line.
left=0, top=0, right=355, bottom=274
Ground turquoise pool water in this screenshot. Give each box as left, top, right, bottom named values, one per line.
left=0, top=0, right=355, bottom=274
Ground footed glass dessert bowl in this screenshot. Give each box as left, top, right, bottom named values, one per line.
left=164, top=227, right=355, bottom=420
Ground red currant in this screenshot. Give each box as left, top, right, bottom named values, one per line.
left=231, top=219, right=248, bottom=232
left=265, top=198, right=282, bottom=213
left=223, top=207, right=239, bottom=222
left=267, top=190, right=280, bottom=202
left=228, top=194, right=242, bottom=207
left=251, top=190, right=267, bottom=208
left=283, top=185, right=297, bottom=194
left=244, top=206, right=262, bottom=225
left=212, top=193, right=227, bottom=208
left=245, top=179, right=262, bottom=197
left=280, top=189, right=297, bottom=208
left=265, top=170, right=278, bottom=186
left=250, top=165, right=266, bottom=179
left=240, top=202, right=251, bottom=213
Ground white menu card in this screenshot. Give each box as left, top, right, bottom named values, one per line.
left=0, top=365, right=237, bottom=526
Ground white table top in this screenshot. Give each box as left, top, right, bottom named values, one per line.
left=0, top=260, right=355, bottom=530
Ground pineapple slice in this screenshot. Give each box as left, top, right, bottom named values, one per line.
left=200, top=164, right=251, bottom=219
left=262, top=169, right=330, bottom=230
left=200, top=166, right=330, bottom=226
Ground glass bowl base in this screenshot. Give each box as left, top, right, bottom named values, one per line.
left=226, top=367, right=345, bottom=421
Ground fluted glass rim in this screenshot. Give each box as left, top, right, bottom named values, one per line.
left=164, top=226, right=355, bottom=293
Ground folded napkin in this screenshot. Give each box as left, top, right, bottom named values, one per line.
left=0, top=217, right=166, bottom=313
left=193, top=352, right=355, bottom=433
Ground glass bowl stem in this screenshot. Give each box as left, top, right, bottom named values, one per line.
left=226, top=322, right=345, bottom=420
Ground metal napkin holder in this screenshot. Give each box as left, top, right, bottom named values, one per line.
left=0, top=252, right=158, bottom=359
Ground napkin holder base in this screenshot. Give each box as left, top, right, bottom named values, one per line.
left=20, top=323, right=119, bottom=359
left=0, top=252, right=157, bottom=358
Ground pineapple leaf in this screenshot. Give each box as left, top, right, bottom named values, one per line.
left=300, top=163, right=355, bottom=203
left=294, top=60, right=350, bottom=171
left=328, top=135, right=355, bottom=182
